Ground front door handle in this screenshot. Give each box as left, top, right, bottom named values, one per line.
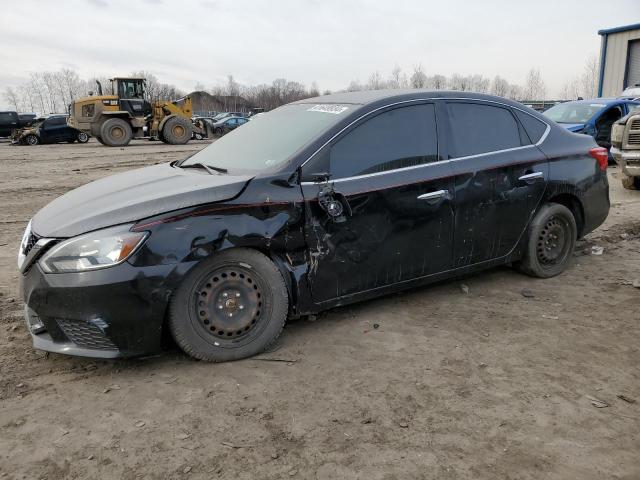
left=519, top=171, right=544, bottom=183
left=417, top=190, right=448, bottom=202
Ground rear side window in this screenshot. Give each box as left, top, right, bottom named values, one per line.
left=446, top=102, right=521, bottom=158
left=329, top=104, right=438, bottom=178
left=47, top=116, right=66, bottom=126
left=514, top=109, right=548, bottom=143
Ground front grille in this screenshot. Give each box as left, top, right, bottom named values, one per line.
left=631, top=119, right=640, bottom=130
left=23, top=232, right=39, bottom=257
left=56, top=318, right=117, bottom=351
left=629, top=133, right=640, bottom=146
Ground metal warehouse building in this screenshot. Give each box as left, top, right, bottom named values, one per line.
left=598, top=23, right=640, bottom=97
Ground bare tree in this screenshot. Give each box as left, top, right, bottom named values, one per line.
left=428, top=74, right=447, bottom=90
left=3, top=87, right=20, bottom=110
left=490, top=75, right=509, bottom=97
left=410, top=64, right=428, bottom=89
left=367, top=71, right=384, bottom=90
left=346, top=80, right=363, bottom=92
left=523, top=68, right=546, bottom=100
left=581, top=54, right=599, bottom=98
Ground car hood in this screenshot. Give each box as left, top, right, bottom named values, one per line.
left=32, top=162, right=253, bottom=238
left=560, top=123, right=585, bottom=132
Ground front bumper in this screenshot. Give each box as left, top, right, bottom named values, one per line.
left=611, top=147, right=640, bottom=177
left=21, top=260, right=181, bottom=358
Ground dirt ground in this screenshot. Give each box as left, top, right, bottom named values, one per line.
left=0, top=138, right=639, bottom=480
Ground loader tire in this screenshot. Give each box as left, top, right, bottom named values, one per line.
left=162, top=117, right=192, bottom=145
left=100, top=118, right=132, bottom=147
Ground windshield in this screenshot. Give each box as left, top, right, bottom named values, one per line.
left=543, top=102, right=606, bottom=124
left=183, top=103, right=354, bottom=173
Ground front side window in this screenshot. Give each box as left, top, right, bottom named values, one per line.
left=447, top=102, right=522, bottom=158
left=328, top=104, right=438, bottom=178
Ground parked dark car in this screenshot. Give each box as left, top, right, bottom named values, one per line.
left=19, top=90, right=609, bottom=361
left=0, top=111, right=37, bottom=137
left=543, top=98, right=640, bottom=154
left=11, top=114, right=89, bottom=145
left=212, top=116, right=249, bottom=135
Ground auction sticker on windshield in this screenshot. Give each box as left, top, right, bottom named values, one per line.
left=307, top=104, right=349, bottom=114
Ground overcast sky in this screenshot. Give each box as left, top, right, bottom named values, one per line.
left=1, top=0, right=639, bottom=105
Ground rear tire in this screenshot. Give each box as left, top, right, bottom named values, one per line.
left=77, top=132, right=89, bottom=143
left=169, top=249, right=289, bottom=362
left=516, top=203, right=577, bottom=278
left=161, top=117, right=192, bottom=145
left=621, top=173, right=640, bottom=190
left=100, top=118, right=132, bottom=147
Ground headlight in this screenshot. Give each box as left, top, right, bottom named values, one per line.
left=39, top=224, right=148, bottom=273
left=17, top=219, right=32, bottom=269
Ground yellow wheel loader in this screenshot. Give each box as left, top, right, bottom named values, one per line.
left=67, top=77, right=210, bottom=147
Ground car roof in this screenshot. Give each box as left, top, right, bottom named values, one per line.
left=292, top=89, right=534, bottom=107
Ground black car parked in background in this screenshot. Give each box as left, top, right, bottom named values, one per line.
left=0, top=111, right=37, bottom=137
left=12, top=114, right=89, bottom=145
left=211, top=116, right=249, bottom=135
left=19, top=90, right=609, bottom=362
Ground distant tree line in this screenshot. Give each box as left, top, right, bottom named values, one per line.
left=2, top=70, right=184, bottom=115
left=3, top=55, right=599, bottom=115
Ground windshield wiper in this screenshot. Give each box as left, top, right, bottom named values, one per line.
left=176, top=162, right=228, bottom=174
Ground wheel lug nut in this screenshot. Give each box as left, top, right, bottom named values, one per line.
left=218, top=305, right=223, bottom=309
left=223, top=292, right=228, bottom=297
left=236, top=293, right=240, bottom=298
left=239, top=305, right=244, bottom=310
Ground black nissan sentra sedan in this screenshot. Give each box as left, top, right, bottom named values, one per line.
left=19, top=90, right=610, bottom=361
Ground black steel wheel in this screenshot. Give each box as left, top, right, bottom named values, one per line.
left=169, top=249, right=288, bottom=362
left=195, top=266, right=264, bottom=340
left=516, top=203, right=577, bottom=278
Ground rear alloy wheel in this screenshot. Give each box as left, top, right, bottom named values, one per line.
left=169, top=249, right=288, bottom=362
left=516, top=203, right=577, bottom=278
left=161, top=117, right=192, bottom=145
left=100, top=118, right=132, bottom=147
left=77, top=132, right=89, bottom=143
left=621, top=172, right=640, bottom=190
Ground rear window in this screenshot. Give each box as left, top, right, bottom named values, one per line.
left=446, top=102, right=522, bottom=158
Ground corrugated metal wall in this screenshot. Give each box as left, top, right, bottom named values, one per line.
left=601, top=28, right=640, bottom=97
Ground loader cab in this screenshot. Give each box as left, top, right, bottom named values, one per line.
left=111, top=78, right=151, bottom=117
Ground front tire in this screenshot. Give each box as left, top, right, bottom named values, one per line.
left=161, top=117, right=192, bottom=145
left=100, top=118, right=132, bottom=146
left=25, top=134, right=39, bottom=146
left=77, top=132, right=89, bottom=143
left=516, top=203, right=577, bottom=278
left=169, top=249, right=289, bottom=362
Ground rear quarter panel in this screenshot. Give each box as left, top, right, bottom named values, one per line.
left=537, top=126, right=609, bottom=236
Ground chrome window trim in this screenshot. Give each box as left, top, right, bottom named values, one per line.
left=299, top=97, right=550, bottom=185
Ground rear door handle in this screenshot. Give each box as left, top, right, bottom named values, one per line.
left=417, top=190, right=448, bottom=202
left=518, top=171, right=544, bottom=183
